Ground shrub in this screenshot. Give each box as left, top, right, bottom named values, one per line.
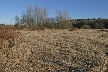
left=0, top=27, right=21, bottom=50
left=81, top=25, right=91, bottom=29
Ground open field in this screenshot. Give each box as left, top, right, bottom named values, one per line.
left=0, top=29, right=108, bottom=72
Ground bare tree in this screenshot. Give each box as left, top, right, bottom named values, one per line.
left=34, top=6, right=48, bottom=27
left=20, top=11, right=26, bottom=27
left=34, top=6, right=41, bottom=26
left=26, top=5, right=33, bottom=27
left=42, top=8, right=48, bottom=25
left=14, top=15, right=20, bottom=28
left=63, top=10, right=71, bottom=29
left=14, top=5, right=72, bottom=29
left=55, top=10, right=71, bottom=29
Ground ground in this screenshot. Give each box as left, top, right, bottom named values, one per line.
left=0, top=29, right=108, bottom=72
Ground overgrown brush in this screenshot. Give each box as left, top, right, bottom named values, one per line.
left=0, top=27, right=21, bottom=54
left=20, top=26, right=47, bottom=31
left=68, top=27, right=78, bottom=31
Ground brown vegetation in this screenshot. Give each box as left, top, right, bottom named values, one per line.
left=0, top=27, right=21, bottom=58
left=0, top=29, right=108, bottom=72
left=68, top=27, right=78, bottom=31
left=22, top=26, right=47, bottom=31
left=31, top=26, right=47, bottom=31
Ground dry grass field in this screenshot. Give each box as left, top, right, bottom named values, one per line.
left=0, top=28, right=108, bottom=72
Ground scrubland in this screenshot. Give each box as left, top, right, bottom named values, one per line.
left=0, top=28, right=108, bottom=72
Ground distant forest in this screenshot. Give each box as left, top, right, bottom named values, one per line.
left=1, top=5, right=108, bottom=29
left=72, top=18, right=108, bottom=29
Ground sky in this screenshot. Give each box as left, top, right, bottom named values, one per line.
left=0, top=0, right=108, bottom=24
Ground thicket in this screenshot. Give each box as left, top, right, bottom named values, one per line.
left=72, top=18, right=108, bottom=29
left=14, top=5, right=72, bottom=30
left=0, top=27, right=21, bottom=50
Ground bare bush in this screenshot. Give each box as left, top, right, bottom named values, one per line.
left=81, top=25, right=91, bottom=29
left=23, top=26, right=47, bottom=31
left=0, top=27, right=21, bottom=54
left=68, top=27, right=78, bottom=31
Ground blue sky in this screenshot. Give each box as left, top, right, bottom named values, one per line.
left=0, top=0, right=108, bottom=24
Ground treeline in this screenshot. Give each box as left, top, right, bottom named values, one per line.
left=14, top=5, right=71, bottom=29
left=14, top=5, right=108, bottom=29
left=72, top=18, right=108, bottom=29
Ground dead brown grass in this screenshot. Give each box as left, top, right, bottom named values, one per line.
left=68, top=27, right=78, bottom=31
left=0, top=27, right=21, bottom=57
left=0, top=29, right=108, bottom=72
left=21, top=26, right=47, bottom=31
